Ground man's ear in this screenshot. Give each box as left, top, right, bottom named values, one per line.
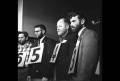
left=66, top=24, right=69, bottom=29
left=26, top=37, right=28, bottom=40
left=81, top=18, right=85, bottom=25
left=42, top=30, right=45, bottom=34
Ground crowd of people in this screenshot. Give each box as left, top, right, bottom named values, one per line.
left=18, top=11, right=102, bottom=81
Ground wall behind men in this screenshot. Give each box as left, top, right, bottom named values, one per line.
left=23, top=12, right=58, bottom=40
left=22, top=0, right=102, bottom=40
left=22, top=0, right=58, bottom=40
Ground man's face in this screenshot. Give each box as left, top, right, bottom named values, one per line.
left=34, top=27, right=43, bottom=38
left=57, top=19, right=68, bottom=36
left=70, top=15, right=81, bottom=32
left=18, top=33, right=26, bottom=44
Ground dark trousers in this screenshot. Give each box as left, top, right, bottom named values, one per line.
left=18, top=68, right=28, bottom=81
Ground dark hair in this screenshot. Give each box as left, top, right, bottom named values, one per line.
left=63, top=18, right=70, bottom=25
left=67, top=11, right=87, bottom=20
left=67, top=11, right=88, bottom=25
left=18, top=31, right=28, bottom=38
left=34, top=24, right=46, bottom=33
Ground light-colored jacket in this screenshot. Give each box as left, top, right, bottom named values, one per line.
left=72, top=28, right=99, bottom=81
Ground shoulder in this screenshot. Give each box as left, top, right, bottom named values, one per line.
left=81, top=28, right=98, bottom=47
left=44, top=36, right=57, bottom=44
left=83, top=28, right=98, bottom=39
left=66, top=32, right=78, bottom=41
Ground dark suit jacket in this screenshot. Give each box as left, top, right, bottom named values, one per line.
left=71, top=28, right=99, bottom=81
left=55, top=33, right=78, bottom=80
left=28, top=36, right=56, bottom=79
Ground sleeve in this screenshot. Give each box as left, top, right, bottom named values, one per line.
left=74, top=30, right=99, bottom=81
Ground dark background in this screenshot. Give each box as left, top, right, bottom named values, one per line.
left=23, top=0, right=102, bottom=40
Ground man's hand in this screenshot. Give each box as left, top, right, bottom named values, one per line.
left=42, top=77, right=48, bottom=81
left=27, top=76, right=31, bottom=81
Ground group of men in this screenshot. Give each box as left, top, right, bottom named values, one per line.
left=18, top=11, right=101, bottom=81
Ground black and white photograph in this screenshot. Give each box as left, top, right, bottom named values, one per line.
left=18, top=0, right=102, bottom=81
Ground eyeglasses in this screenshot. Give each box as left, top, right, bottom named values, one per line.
left=34, top=30, right=42, bottom=32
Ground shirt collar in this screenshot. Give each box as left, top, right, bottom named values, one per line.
left=39, top=36, right=45, bottom=43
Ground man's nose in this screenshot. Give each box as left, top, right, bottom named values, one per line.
left=19, top=37, right=22, bottom=40
left=35, top=32, right=38, bottom=35
left=70, top=23, right=73, bottom=26
left=57, top=27, right=60, bottom=31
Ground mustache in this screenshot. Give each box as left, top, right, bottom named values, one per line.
left=71, top=26, right=76, bottom=29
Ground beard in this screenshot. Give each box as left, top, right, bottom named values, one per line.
left=71, top=27, right=76, bottom=32
left=71, top=26, right=79, bottom=32
left=71, top=25, right=82, bottom=33
left=37, top=33, right=44, bottom=39
left=18, top=40, right=26, bottom=45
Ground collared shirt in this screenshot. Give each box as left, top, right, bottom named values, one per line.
left=38, top=36, right=45, bottom=46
